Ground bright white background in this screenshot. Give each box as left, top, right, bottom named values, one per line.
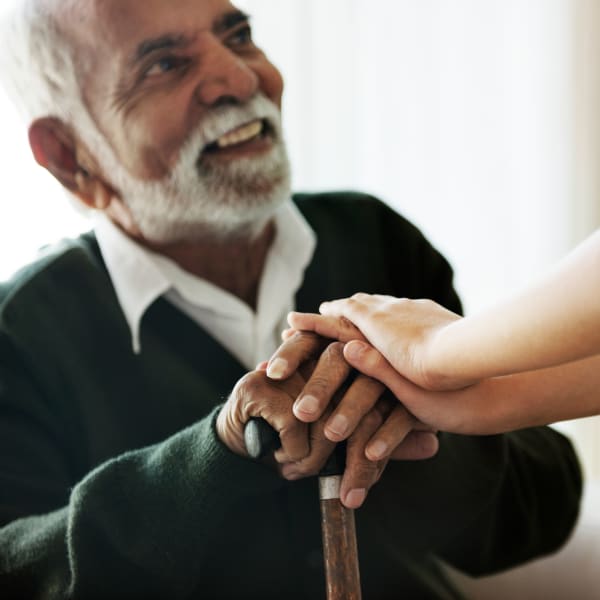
left=0, top=1, right=598, bottom=481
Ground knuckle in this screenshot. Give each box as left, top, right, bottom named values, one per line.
left=288, top=449, right=309, bottom=463
left=278, top=421, right=300, bottom=440
left=304, top=374, right=332, bottom=397
left=345, top=298, right=360, bottom=311
left=285, top=330, right=318, bottom=351
left=286, top=330, right=304, bottom=343
left=316, top=343, right=350, bottom=380
left=294, top=329, right=318, bottom=343
left=371, top=308, right=389, bottom=321
left=237, top=371, right=265, bottom=397
left=350, top=462, right=378, bottom=487
left=293, top=460, right=320, bottom=478
left=362, top=410, right=384, bottom=430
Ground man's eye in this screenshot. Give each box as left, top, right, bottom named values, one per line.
left=145, top=56, right=183, bottom=77
left=229, top=26, right=253, bottom=46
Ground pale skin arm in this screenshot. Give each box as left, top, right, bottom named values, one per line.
left=340, top=341, right=600, bottom=436
left=267, top=322, right=600, bottom=451
left=295, top=229, right=600, bottom=391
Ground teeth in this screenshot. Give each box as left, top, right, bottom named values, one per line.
left=216, top=120, right=264, bottom=149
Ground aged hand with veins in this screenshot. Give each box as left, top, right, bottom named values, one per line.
left=264, top=330, right=439, bottom=509
left=217, top=367, right=311, bottom=463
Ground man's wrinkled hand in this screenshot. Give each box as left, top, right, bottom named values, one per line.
left=264, top=330, right=439, bottom=509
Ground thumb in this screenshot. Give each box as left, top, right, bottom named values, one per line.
left=343, top=341, right=408, bottom=391
left=343, top=340, right=425, bottom=406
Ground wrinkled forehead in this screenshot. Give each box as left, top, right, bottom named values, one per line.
left=64, top=0, right=239, bottom=67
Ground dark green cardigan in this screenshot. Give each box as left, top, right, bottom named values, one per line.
left=0, top=193, right=581, bottom=599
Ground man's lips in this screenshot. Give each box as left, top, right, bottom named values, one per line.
left=203, top=118, right=270, bottom=153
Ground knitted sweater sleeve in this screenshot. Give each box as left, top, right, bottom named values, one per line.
left=0, top=330, right=282, bottom=599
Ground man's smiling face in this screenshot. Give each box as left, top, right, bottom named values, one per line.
left=65, top=0, right=290, bottom=242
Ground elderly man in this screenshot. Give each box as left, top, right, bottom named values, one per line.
left=0, top=1, right=581, bottom=599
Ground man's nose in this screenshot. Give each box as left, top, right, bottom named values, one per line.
left=194, top=38, right=259, bottom=107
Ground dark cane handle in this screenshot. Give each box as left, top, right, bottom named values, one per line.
left=244, top=418, right=281, bottom=459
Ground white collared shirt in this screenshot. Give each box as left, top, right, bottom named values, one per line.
left=94, top=200, right=316, bottom=370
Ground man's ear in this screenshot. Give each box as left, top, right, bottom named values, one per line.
left=28, top=117, right=114, bottom=210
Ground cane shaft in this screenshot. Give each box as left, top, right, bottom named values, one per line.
left=245, top=419, right=362, bottom=599
left=319, top=476, right=362, bottom=600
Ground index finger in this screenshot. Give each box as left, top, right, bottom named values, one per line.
left=318, top=293, right=392, bottom=332
left=266, top=330, right=327, bottom=381
left=287, top=312, right=367, bottom=344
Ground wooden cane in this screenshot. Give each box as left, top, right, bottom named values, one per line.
left=245, top=418, right=362, bottom=600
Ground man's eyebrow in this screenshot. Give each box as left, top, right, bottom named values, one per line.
left=129, top=12, right=249, bottom=65
left=214, top=10, right=250, bottom=34
left=131, top=34, right=190, bottom=65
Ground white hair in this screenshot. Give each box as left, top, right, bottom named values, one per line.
left=0, top=0, right=77, bottom=123
left=0, top=0, right=127, bottom=174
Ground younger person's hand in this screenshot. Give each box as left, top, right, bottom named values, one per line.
left=289, top=294, right=471, bottom=390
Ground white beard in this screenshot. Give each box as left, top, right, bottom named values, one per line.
left=88, top=94, right=291, bottom=243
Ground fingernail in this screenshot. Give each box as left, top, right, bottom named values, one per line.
left=294, top=395, right=319, bottom=416
left=345, top=488, right=366, bottom=509
left=419, top=433, right=440, bottom=457
left=327, top=414, right=349, bottom=438
left=344, top=341, right=365, bottom=360
left=367, top=440, right=388, bottom=460
left=319, top=302, right=329, bottom=313
left=267, top=358, right=288, bottom=380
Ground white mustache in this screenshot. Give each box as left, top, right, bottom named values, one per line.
left=193, top=94, right=282, bottom=150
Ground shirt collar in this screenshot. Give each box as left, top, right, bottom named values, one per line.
left=94, top=199, right=316, bottom=354
left=94, top=214, right=170, bottom=353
